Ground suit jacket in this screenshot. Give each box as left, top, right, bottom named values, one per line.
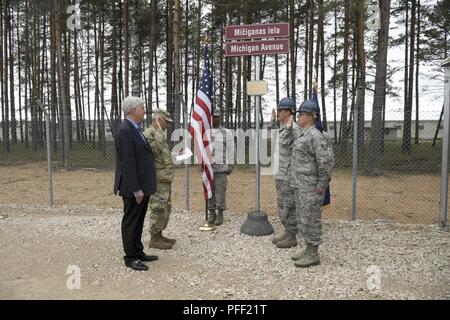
left=114, top=119, right=157, bottom=197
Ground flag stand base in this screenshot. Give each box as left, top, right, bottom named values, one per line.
left=199, top=221, right=216, bottom=231
left=240, top=211, right=274, bottom=236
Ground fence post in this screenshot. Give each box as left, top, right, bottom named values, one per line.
left=351, top=97, right=359, bottom=221
left=440, top=58, right=450, bottom=229
left=36, top=100, right=53, bottom=208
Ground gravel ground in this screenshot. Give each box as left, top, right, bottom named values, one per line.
left=0, top=203, right=449, bottom=300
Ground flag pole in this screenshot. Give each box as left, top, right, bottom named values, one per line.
left=199, top=180, right=216, bottom=231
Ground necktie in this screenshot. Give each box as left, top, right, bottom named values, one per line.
left=137, top=126, right=147, bottom=145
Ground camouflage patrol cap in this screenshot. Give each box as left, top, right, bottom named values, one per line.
left=297, top=100, right=320, bottom=115
left=154, top=108, right=173, bottom=122
left=277, top=97, right=296, bottom=112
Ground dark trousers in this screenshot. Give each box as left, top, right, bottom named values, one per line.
left=121, top=195, right=150, bottom=262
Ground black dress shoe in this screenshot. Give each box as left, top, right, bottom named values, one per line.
left=138, top=253, right=159, bottom=262
left=125, top=259, right=149, bottom=271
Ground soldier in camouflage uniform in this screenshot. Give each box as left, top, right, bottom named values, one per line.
left=287, top=100, right=335, bottom=268
left=144, top=108, right=176, bottom=250
left=272, top=97, right=302, bottom=248
left=208, top=108, right=235, bottom=226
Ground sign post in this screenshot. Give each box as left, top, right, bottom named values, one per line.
left=225, top=23, right=289, bottom=236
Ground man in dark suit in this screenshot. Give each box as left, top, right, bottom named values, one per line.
left=114, top=96, right=158, bottom=271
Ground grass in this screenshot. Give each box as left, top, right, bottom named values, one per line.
left=333, top=140, right=443, bottom=174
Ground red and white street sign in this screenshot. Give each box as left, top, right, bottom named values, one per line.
left=225, top=38, right=289, bottom=57
left=225, top=23, right=289, bottom=40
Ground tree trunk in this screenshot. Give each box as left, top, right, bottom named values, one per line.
left=7, top=1, right=15, bottom=144
left=99, top=14, right=106, bottom=155
left=54, top=0, right=70, bottom=166
left=275, top=54, right=280, bottom=107
left=304, top=0, right=308, bottom=101
left=24, top=0, right=29, bottom=148
left=340, top=0, right=350, bottom=151
left=173, top=0, right=181, bottom=131
left=333, top=0, right=337, bottom=142
left=225, top=55, right=232, bottom=128
left=289, top=0, right=296, bottom=99
left=402, top=0, right=410, bottom=153
left=131, top=0, right=142, bottom=97
left=16, top=4, right=23, bottom=144
left=318, top=0, right=327, bottom=130
left=184, top=0, right=189, bottom=129
left=154, top=45, right=160, bottom=109
left=367, top=0, right=391, bottom=175
left=355, top=0, right=366, bottom=167
left=235, top=10, right=241, bottom=129
left=308, top=0, right=314, bottom=98
left=0, top=0, right=4, bottom=152
left=166, top=0, right=174, bottom=124
left=432, top=105, right=444, bottom=147
left=194, top=0, right=201, bottom=98
left=414, top=0, right=420, bottom=145
left=111, top=0, right=119, bottom=137
left=403, top=0, right=415, bottom=154
left=3, top=0, right=10, bottom=152
left=124, top=0, right=129, bottom=97
left=64, top=27, right=72, bottom=149
left=218, top=20, right=224, bottom=117
left=50, top=4, right=58, bottom=152
left=147, top=0, right=157, bottom=123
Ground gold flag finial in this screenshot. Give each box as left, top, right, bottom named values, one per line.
left=201, top=35, right=209, bottom=45
left=313, top=81, right=320, bottom=95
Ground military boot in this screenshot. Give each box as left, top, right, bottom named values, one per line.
left=276, top=232, right=297, bottom=248
left=291, top=246, right=307, bottom=261
left=214, top=210, right=224, bottom=226
left=207, top=209, right=216, bottom=225
left=294, top=244, right=320, bottom=268
left=272, top=232, right=288, bottom=245
left=161, top=231, right=176, bottom=244
left=149, top=231, right=173, bottom=250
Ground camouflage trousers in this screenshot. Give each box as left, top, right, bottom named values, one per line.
left=275, top=179, right=298, bottom=235
left=207, top=172, right=227, bottom=210
left=149, top=181, right=172, bottom=234
left=293, top=188, right=324, bottom=246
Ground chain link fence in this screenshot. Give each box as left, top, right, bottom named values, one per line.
left=0, top=108, right=448, bottom=225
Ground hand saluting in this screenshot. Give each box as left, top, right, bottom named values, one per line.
left=153, top=116, right=162, bottom=129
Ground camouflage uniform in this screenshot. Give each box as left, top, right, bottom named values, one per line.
left=289, top=126, right=334, bottom=246
left=274, top=121, right=302, bottom=235
left=208, top=125, right=235, bottom=211
left=144, top=123, right=174, bottom=234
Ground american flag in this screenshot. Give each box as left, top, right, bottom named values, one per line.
left=189, top=46, right=214, bottom=200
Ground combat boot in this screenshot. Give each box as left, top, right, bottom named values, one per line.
left=161, top=231, right=176, bottom=244
left=291, top=246, right=307, bottom=261
left=214, top=210, right=224, bottom=226
left=276, top=232, right=297, bottom=248
left=294, top=244, right=320, bottom=268
left=272, top=232, right=288, bottom=244
left=207, top=209, right=216, bottom=225
left=149, top=231, right=173, bottom=250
